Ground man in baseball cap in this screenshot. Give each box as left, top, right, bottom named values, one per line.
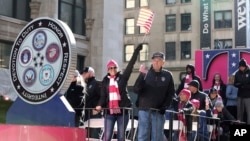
left=151, top=52, right=165, bottom=60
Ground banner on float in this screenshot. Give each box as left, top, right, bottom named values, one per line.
left=235, top=0, right=247, bottom=48
left=200, top=0, right=211, bottom=49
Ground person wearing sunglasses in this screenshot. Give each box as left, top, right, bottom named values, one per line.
left=96, top=43, right=143, bottom=141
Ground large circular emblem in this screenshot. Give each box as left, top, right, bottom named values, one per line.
left=9, top=17, right=76, bottom=104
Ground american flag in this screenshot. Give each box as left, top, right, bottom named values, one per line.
left=136, top=8, right=154, bottom=34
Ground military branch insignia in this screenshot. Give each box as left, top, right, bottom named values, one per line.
left=9, top=17, right=76, bottom=104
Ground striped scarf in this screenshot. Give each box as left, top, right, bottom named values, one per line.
left=178, top=102, right=187, bottom=141
left=184, top=74, right=192, bottom=88
left=211, top=108, right=219, bottom=140
left=108, top=75, right=121, bottom=114
left=213, top=82, right=221, bottom=95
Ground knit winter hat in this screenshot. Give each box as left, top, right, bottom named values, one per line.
left=209, top=87, right=218, bottom=94
left=215, top=100, right=224, bottom=108
left=239, top=58, right=247, bottom=67
left=82, top=66, right=95, bottom=73
left=188, top=80, right=200, bottom=89
left=191, top=99, right=200, bottom=109
left=179, top=89, right=191, bottom=100
left=74, top=70, right=80, bottom=77
left=107, top=59, right=118, bottom=69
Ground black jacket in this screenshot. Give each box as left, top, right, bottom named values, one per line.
left=65, top=81, right=84, bottom=116
left=85, top=77, right=101, bottom=109
left=97, top=46, right=141, bottom=114
left=234, top=67, right=250, bottom=98
left=190, top=91, right=213, bottom=117
left=133, top=67, right=175, bottom=111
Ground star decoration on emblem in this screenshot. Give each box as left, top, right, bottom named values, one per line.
left=38, top=21, right=42, bottom=26
left=17, top=85, right=21, bottom=90
left=50, top=87, right=54, bottom=92
left=33, top=53, right=44, bottom=67
left=205, top=53, right=210, bottom=59
left=63, top=42, right=67, bottom=47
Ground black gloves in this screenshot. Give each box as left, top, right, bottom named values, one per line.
left=135, top=43, right=143, bottom=52
left=159, top=107, right=166, bottom=115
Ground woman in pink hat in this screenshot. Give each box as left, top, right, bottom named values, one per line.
left=96, top=44, right=143, bottom=141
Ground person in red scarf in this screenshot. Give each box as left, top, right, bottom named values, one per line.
left=95, top=44, right=143, bottom=141
left=176, top=89, right=194, bottom=141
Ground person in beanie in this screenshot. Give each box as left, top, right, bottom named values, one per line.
left=176, top=64, right=203, bottom=95
left=234, top=58, right=250, bottom=124
left=134, top=51, right=175, bottom=141
left=80, top=66, right=102, bottom=138
left=188, top=80, right=213, bottom=117
left=208, top=88, right=222, bottom=108
left=80, top=66, right=101, bottom=122
left=95, top=44, right=143, bottom=141
left=212, top=100, right=238, bottom=141
left=175, top=89, right=194, bottom=141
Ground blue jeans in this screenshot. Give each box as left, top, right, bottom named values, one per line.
left=103, top=114, right=129, bottom=141
left=138, top=110, right=165, bottom=141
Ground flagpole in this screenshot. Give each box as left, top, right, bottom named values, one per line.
left=140, top=33, right=147, bottom=43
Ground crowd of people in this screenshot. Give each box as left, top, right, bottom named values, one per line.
left=64, top=44, right=250, bottom=141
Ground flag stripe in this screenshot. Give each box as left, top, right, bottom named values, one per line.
left=136, top=8, right=154, bottom=34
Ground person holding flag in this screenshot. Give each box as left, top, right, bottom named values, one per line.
left=95, top=44, right=143, bottom=141
left=134, top=51, right=175, bottom=141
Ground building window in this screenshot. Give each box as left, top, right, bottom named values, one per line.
left=166, top=0, right=176, bottom=4
left=214, top=39, right=232, bottom=49
left=124, top=45, right=134, bottom=62
left=0, top=0, right=30, bottom=21
left=125, top=0, right=135, bottom=8
left=166, top=15, right=176, bottom=32
left=0, top=41, right=12, bottom=69
left=181, top=41, right=191, bottom=59
left=59, top=0, right=86, bottom=35
left=139, top=26, right=146, bottom=34
left=139, top=44, right=149, bottom=61
left=139, top=0, right=148, bottom=7
left=77, top=55, right=85, bottom=70
left=181, top=13, right=191, bottom=31
left=165, top=42, right=176, bottom=60
left=214, top=10, right=232, bottom=28
left=181, top=0, right=191, bottom=3
left=125, top=18, right=135, bottom=35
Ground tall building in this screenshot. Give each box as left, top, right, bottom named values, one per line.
left=124, top=0, right=249, bottom=88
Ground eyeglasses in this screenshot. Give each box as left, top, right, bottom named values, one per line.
left=108, top=67, right=117, bottom=70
